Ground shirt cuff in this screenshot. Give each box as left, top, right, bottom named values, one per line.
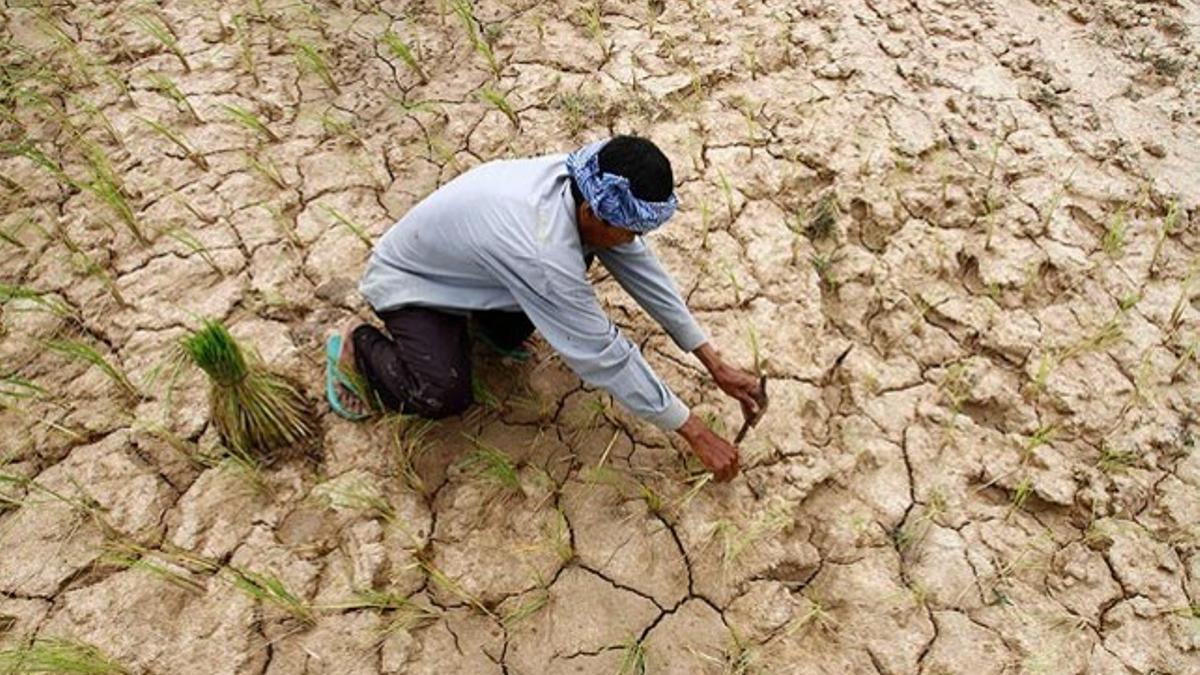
left=671, top=320, right=708, bottom=354
left=647, top=395, right=690, bottom=431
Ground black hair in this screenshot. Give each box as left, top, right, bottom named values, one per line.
left=597, top=135, right=674, bottom=202
left=569, top=135, right=674, bottom=209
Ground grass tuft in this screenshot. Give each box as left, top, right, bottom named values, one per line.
left=458, top=435, right=523, bottom=495
left=381, top=30, right=428, bottom=83
left=225, top=565, right=315, bottom=625
left=223, top=104, right=279, bottom=142
left=0, top=637, right=129, bottom=674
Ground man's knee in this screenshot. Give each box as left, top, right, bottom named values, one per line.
left=416, top=370, right=472, bottom=419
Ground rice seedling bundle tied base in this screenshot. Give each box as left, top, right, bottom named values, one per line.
left=182, top=320, right=315, bottom=463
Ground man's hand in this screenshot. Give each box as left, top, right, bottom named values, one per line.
left=677, top=413, right=739, bottom=482
left=693, top=343, right=767, bottom=423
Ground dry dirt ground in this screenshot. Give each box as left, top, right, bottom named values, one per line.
left=2, top=0, right=1200, bottom=673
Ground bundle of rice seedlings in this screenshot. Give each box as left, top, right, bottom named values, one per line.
left=181, top=319, right=314, bottom=463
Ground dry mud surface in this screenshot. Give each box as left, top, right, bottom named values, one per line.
left=2, top=0, right=1200, bottom=673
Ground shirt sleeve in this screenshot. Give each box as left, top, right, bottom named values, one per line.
left=594, top=237, right=708, bottom=353
left=475, top=230, right=690, bottom=431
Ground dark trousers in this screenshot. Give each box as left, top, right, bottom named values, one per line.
left=351, top=307, right=535, bottom=418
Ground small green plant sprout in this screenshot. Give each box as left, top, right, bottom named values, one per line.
left=225, top=565, right=316, bottom=626
left=0, top=283, right=76, bottom=319
left=1149, top=200, right=1179, bottom=276
left=134, top=11, right=190, bottom=72
left=386, top=415, right=435, bottom=494
left=543, top=506, right=574, bottom=563
left=711, top=503, right=791, bottom=573
left=457, top=435, right=523, bottom=495
left=232, top=14, right=259, bottom=83
left=180, top=319, right=315, bottom=462
left=1005, top=475, right=1034, bottom=519
left=320, top=109, right=365, bottom=146
left=324, top=480, right=396, bottom=522
left=1, top=371, right=48, bottom=405
left=327, top=588, right=442, bottom=633
left=145, top=72, right=202, bottom=123
left=292, top=38, right=340, bottom=95
left=452, top=0, right=502, bottom=78
left=45, top=338, right=140, bottom=399
left=1097, top=444, right=1139, bottom=473
left=54, top=223, right=129, bottom=308
left=478, top=87, right=520, bottom=128
left=381, top=29, right=428, bottom=83
left=0, top=637, right=130, bottom=674
left=6, top=139, right=79, bottom=190
left=717, top=168, right=735, bottom=223
left=500, top=586, right=550, bottom=629
left=578, top=1, right=611, bottom=61
left=161, top=225, right=222, bottom=276
left=419, top=557, right=493, bottom=616
left=100, top=540, right=208, bottom=594
left=137, top=116, right=208, bottom=170
left=221, top=442, right=272, bottom=497
left=322, top=206, right=373, bottom=247
left=785, top=594, right=839, bottom=636
left=243, top=151, right=288, bottom=189
left=223, top=103, right=279, bottom=142
left=1101, top=204, right=1128, bottom=256
left=617, top=633, right=649, bottom=675
left=892, top=489, right=948, bottom=553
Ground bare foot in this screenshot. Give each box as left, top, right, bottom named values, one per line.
left=335, top=319, right=369, bottom=416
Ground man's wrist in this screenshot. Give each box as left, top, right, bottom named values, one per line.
left=676, top=412, right=705, bottom=442
left=693, top=342, right=724, bottom=374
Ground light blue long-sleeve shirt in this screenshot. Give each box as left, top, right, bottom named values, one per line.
left=358, top=153, right=707, bottom=430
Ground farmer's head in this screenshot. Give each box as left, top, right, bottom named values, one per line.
left=568, top=135, right=678, bottom=249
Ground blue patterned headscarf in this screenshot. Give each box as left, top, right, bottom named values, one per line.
left=566, top=139, right=679, bottom=233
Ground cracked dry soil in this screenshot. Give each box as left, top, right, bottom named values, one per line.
left=2, top=0, right=1199, bottom=673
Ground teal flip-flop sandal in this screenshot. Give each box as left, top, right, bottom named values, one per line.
left=325, top=333, right=370, bottom=421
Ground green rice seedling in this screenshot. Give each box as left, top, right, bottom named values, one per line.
left=145, top=72, right=202, bottom=123
left=717, top=169, right=735, bottom=223
left=99, top=540, right=207, bottom=594
left=1101, top=205, right=1128, bottom=256
left=1, top=372, right=48, bottom=404
left=385, top=415, right=435, bottom=494
left=244, top=151, right=288, bottom=189
left=137, top=116, right=208, bottom=170
left=232, top=15, right=259, bottom=83
left=719, top=632, right=761, bottom=675
left=458, top=435, right=522, bottom=494
left=221, top=442, right=272, bottom=496
left=64, top=92, right=124, bottom=149
left=223, top=104, right=279, bottom=142
left=381, top=29, right=428, bottom=83
left=712, top=503, right=790, bottom=573
left=0, top=637, right=130, bottom=674
left=161, top=225, right=222, bottom=276
left=134, top=12, right=190, bottom=72
left=292, top=39, right=340, bottom=94
left=322, top=206, right=373, bottom=247
left=54, top=223, right=129, bottom=307
left=7, top=139, right=79, bottom=189
left=320, top=110, right=365, bottom=146
left=1149, top=200, right=1179, bottom=276
left=807, top=193, right=839, bottom=240
left=262, top=203, right=302, bottom=248
left=419, top=558, right=493, bottom=616
left=617, top=634, right=649, bottom=675
left=1006, top=475, right=1034, bottom=519
left=892, top=491, right=947, bottom=552
left=0, top=283, right=76, bottom=319
left=324, top=481, right=395, bottom=522
left=543, top=506, right=574, bottom=562
left=180, top=319, right=315, bottom=461
left=579, top=2, right=611, bottom=60
left=670, top=471, right=713, bottom=516
left=1097, top=444, right=1139, bottom=473
left=452, top=0, right=502, bottom=78
left=501, top=586, right=549, bottom=628
left=478, top=87, right=520, bottom=128
left=45, top=338, right=139, bottom=398
left=784, top=595, right=839, bottom=635
left=225, top=565, right=316, bottom=625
